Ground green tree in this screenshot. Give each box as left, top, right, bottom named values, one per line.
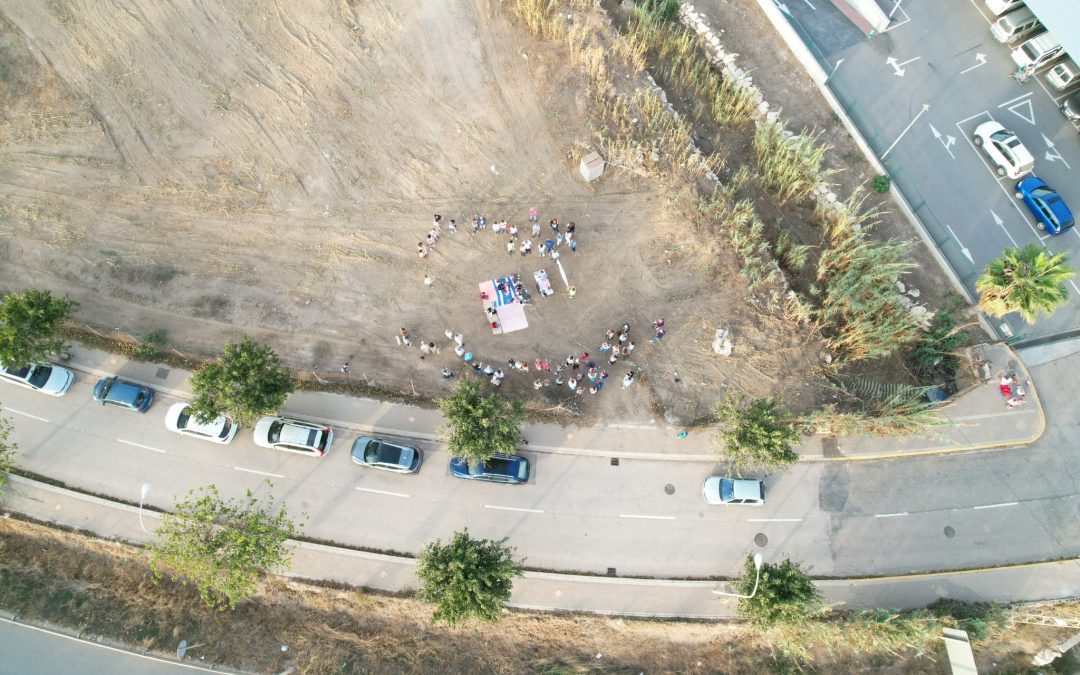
left=736, top=554, right=822, bottom=627
left=149, top=483, right=299, bottom=609
left=976, top=244, right=1074, bottom=324
left=188, top=335, right=294, bottom=426
left=439, top=379, right=525, bottom=466
left=714, top=397, right=801, bottom=472
left=0, top=288, right=78, bottom=368
left=416, top=529, right=523, bottom=625
left=0, top=410, right=16, bottom=497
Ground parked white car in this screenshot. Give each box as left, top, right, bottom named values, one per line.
left=164, top=402, right=238, bottom=445
left=973, top=121, right=1034, bottom=178
left=253, top=416, right=333, bottom=457
left=0, top=362, right=74, bottom=396
left=702, top=477, right=766, bottom=506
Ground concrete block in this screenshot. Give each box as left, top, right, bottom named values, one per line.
left=579, top=151, right=605, bottom=182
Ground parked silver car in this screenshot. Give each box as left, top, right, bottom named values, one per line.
left=0, top=362, right=74, bottom=396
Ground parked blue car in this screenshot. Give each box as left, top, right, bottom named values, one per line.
left=92, top=376, right=154, bottom=413
left=449, top=453, right=530, bottom=485
left=1015, top=176, right=1075, bottom=236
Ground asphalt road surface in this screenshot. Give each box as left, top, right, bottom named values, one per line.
left=779, top=0, right=1080, bottom=341
left=3, top=365, right=1079, bottom=578
left=0, top=619, right=219, bottom=675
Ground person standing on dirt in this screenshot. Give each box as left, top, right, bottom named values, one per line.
left=507, top=239, right=515, bottom=256
left=509, top=224, right=518, bottom=240
left=532, top=220, right=541, bottom=237
left=622, top=370, right=636, bottom=389
left=529, top=207, right=538, bottom=223
left=550, top=217, right=559, bottom=235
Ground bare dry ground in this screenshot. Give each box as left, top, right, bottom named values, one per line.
left=0, top=0, right=826, bottom=422
left=4, top=517, right=1072, bottom=675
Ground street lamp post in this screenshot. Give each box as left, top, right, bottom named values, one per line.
left=138, top=482, right=151, bottom=534
left=713, top=553, right=764, bottom=598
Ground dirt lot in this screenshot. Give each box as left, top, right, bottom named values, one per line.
left=3, top=516, right=1073, bottom=674
left=0, top=0, right=826, bottom=422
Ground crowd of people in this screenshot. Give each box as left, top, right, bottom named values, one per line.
left=420, top=211, right=579, bottom=261
left=396, top=209, right=670, bottom=404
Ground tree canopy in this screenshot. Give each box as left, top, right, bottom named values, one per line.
left=149, top=483, right=299, bottom=610
left=439, top=379, right=525, bottom=465
left=736, top=554, right=822, bottom=627
left=714, top=396, right=801, bottom=473
left=0, top=288, right=78, bottom=368
left=976, top=244, right=1074, bottom=324
left=188, top=335, right=294, bottom=426
left=416, top=529, right=523, bottom=625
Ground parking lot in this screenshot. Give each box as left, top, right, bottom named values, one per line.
left=781, top=0, right=1080, bottom=341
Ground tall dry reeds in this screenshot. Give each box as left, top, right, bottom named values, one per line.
left=753, top=121, right=836, bottom=206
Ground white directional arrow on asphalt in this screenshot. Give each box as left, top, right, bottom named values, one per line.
left=929, top=123, right=956, bottom=159
left=961, top=53, right=988, bottom=74
left=945, top=224, right=974, bottom=264
left=774, top=0, right=792, bottom=17
left=1042, top=133, right=1071, bottom=168
left=991, top=209, right=1020, bottom=247
left=886, top=55, right=921, bottom=77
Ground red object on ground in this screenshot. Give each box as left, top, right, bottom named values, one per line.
left=999, top=384, right=1012, bottom=398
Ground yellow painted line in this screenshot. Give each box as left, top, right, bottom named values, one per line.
left=842, top=557, right=1080, bottom=584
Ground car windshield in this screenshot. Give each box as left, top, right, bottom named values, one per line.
left=268, top=420, right=284, bottom=443
left=721, top=479, right=734, bottom=502
left=1022, top=43, right=1040, bottom=60
left=1031, top=187, right=1054, bottom=199
left=27, top=365, right=52, bottom=388
left=989, top=130, right=1014, bottom=144
left=176, top=408, right=192, bottom=428
left=377, top=445, right=403, bottom=464
left=217, top=420, right=232, bottom=438
left=133, top=390, right=147, bottom=406
left=5, top=364, right=32, bottom=379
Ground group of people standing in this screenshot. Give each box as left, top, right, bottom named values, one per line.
left=419, top=210, right=579, bottom=261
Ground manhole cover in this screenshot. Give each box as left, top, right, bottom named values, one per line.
left=155, top=367, right=170, bottom=380
left=754, top=533, right=768, bottom=547
left=606, top=567, right=617, bottom=577
left=664, top=484, right=675, bottom=495
left=611, top=457, right=620, bottom=466
left=944, top=525, right=955, bottom=539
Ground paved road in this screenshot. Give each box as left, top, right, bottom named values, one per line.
left=780, top=0, right=1080, bottom=341
left=3, top=345, right=1079, bottom=578
left=0, top=618, right=225, bottom=675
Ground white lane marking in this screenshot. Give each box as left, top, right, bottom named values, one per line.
left=117, top=438, right=167, bottom=454
left=619, top=513, right=676, bottom=520
left=747, top=518, right=803, bottom=522
left=484, top=504, right=543, bottom=514
left=973, top=501, right=1019, bottom=510
left=4, top=407, right=50, bottom=423
left=356, top=487, right=410, bottom=498
left=874, top=512, right=909, bottom=519
left=234, top=466, right=285, bottom=479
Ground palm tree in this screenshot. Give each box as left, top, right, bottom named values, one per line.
left=976, top=244, right=1074, bottom=324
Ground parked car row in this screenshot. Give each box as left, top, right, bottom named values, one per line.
left=972, top=121, right=1075, bottom=236
left=2, top=365, right=768, bottom=501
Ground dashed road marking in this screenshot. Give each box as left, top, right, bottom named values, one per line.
left=619, top=513, right=676, bottom=520
left=4, top=408, right=49, bottom=423
left=117, top=439, right=167, bottom=454
left=973, top=501, right=1019, bottom=510
left=356, top=487, right=410, bottom=498
left=874, top=512, right=910, bottom=519
left=747, top=518, right=803, bottom=522
left=484, top=505, right=543, bottom=513
left=234, top=466, right=285, bottom=479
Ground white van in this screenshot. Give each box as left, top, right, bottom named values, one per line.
left=1011, top=33, right=1063, bottom=71
left=1046, top=58, right=1079, bottom=91
left=985, top=0, right=1024, bottom=16
left=991, top=8, right=1040, bottom=43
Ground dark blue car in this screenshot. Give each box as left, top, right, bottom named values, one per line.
left=1016, top=176, right=1074, bottom=236
left=92, top=376, right=154, bottom=413
left=449, top=453, right=530, bottom=485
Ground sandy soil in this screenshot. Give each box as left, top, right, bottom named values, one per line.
left=0, top=0, right=824, bottom=422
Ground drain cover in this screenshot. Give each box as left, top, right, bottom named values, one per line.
left=606, top=567, right=617, bottom=577
left=664, top=484, right=675, bottom=495
left=155, top=367, right=170, bottom=379
left=944, top=525, right=955, bottom=539
left=754, top=533, right=768, bottom=547
left=610, top=457, right=620, bottom=466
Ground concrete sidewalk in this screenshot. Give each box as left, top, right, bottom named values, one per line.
left=5, top=474, right=1079, bottom=619
left=62, top=341, right=1043, bottom=462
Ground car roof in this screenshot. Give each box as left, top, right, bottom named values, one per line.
left=108, top=379, right=145, bottom=402
left=279, top=420, right=322, bottom=446
left=730, top=478, right=764, bottom=501
left=167, top=402, right=227, bottom=434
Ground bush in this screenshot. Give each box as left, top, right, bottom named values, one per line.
left=641, top=0, right=681, bottom=23
left=873, top=174, right=891, bottom=193
left=905, top=308, right=969, bottom=384
left=135, top=329, right=168, bottom=360
left=737, top=554, right=822, bottom=627
left=714, top=397, right=800, bottom=472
